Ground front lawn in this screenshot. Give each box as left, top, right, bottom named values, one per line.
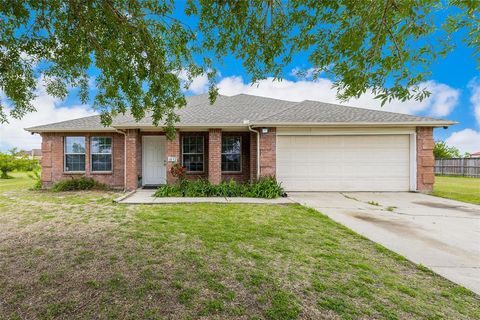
left=1, top=173, right=479, bottom=319
left=433, top=176, right=480, bottom=205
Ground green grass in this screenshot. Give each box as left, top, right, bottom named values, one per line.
left=0, top=172, right=479, bottom=319
left=433, top=176, right=480, bottom=205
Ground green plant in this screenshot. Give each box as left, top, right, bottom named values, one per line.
left=28, top=170, right=42, bottom=190
left=154, top=185, right=182, bottom=197
left=247, top=177, right=284, bottom=199
left=0, top=148, right=39, bottom=179
left=434, top=141, right=461, bottom=159
left=367, top=201, right=380, bottom=206
left=52, top=177, right=106, bottom=192
left=154, top=177, right=283, bottom=199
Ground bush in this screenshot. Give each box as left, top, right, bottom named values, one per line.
left=28, top=170, right=42, bottom=190
left=0, top=148, right=39, bottom=179
left=154, top=177, right=283, bottom=199
left=52, top=177, right=107, bottom=192
left=154, top=184, right=182, bottom=197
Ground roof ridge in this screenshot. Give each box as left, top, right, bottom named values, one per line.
left=302, top=100, right=443, bottom=121
left=257, top=100, right=305, bottom=122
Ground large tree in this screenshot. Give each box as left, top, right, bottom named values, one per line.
left=0, top=1, right=478, bottom=135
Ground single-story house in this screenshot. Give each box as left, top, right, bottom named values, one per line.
left=25, top=94, right=455, bottom=192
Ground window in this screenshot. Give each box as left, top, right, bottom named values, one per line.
left=91, top=137, right=112, bottom=172
left=182, top=136, right=204, bottom=172
left=64, top=137, right=86, bottom=172
left=222, top=136, right=241, bottom=172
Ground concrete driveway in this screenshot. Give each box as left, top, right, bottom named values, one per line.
left=289, top=192, right=480, bottom=294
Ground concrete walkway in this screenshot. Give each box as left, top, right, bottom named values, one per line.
left=289, top=192, right=480, bottom=295
left=116, top=189, right=294, bottom=204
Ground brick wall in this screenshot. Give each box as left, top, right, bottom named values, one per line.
left=208, top=129, right=222, bottom=184
left=166, top=131, right=181, bottom=184
left=259, top=127, right=276, bottom=177
left=40, top=132, right=125, bottom=189
left=417, top=127, right=435, bottom=193
left=249, top=131, right=258, bottom=182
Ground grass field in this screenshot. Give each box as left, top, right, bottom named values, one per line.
left=433, top=176, right=480, bottom=205
left=0, top=172, right=479, bottom=319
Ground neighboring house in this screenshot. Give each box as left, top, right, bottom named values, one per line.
left=19, top=149, right=42, bottom=160
left=25, top=94, right=455, bottom=192
left=469, top=152, right=480, bottom=158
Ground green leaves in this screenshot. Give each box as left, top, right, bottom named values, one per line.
left=0, top=1, right=478, bottom=131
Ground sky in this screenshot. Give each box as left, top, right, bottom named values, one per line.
left=1, top=4, right=479, bottom=154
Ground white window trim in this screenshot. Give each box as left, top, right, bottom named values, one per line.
left=64, top=136, right=86, bottom=173
left=182, top=135, right=205, bottom=173
left=90, top=136, right=113, bottom=173
left=221, top=136, right=242, bottom=173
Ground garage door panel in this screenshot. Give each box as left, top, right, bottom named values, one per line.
left=276, top=135, right=411, bottom=191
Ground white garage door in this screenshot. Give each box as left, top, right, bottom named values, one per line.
left=276, top=135, right=411, bottom=191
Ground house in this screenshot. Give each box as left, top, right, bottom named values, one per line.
left=25, top=94, right=455, bottom=192
left=19, top=149, right=42, bottom=160
left=469, top=152, right=480, bottom=158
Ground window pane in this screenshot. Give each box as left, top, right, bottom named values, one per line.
left=91, top=137, right=112, bottom=154
left=65, top=137, right=85, bottom=154
left=182, top=136, right=204, bottom=172
left=92, top=154, right=112, bottom=171
left=183, top=154, right=204, bottom=172
left=65, top=154, right=85, bottom=172
left=221, top=136, right=241, bottom=172
left=222, top=154, right=240, bottom=172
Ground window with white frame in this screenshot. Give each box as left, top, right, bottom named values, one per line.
left=64, top=137, right=86, bottom=172
left=91, top=137, right=112, bottom=172
left=182, top=136, right=204, bottom=172
left=222, top=136, right=241, bottom=172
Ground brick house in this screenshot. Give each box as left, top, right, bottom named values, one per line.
left=25, top=94, right=455, bottom=192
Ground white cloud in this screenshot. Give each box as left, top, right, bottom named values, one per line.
left=445, top=129, right=480, bottom=154
left=177, top=70, right=209, bottom=95
left=468, top=78, right=480, bottom=127
left=0, top=81, right=96, bottom=152
left=217, top=76, right=460, bottom=117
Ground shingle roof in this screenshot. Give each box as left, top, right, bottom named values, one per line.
left=25, top=93, right=455, bottom=132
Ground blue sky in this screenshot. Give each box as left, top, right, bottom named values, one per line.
left=1, top=4, right=479, bottom=154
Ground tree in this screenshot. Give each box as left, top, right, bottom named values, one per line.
left=0, top=148, right=39, bottom=179
left=434, top=141, right=461, bottom=159
left=0, top=1, right=478, bottom=136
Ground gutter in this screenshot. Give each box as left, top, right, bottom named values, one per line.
left=115, top=129, right=128, bottom=192
left=247, top=124, right=260, bottom=181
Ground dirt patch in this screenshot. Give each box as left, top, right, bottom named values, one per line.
left=413, top=201, right=480, bottom=216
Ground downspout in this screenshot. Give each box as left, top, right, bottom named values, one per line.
left=115, top=129, right=127, bottom=192
left=248, top=124, right=260, bottom=180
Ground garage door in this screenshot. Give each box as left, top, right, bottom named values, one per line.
left=276, top=135, right=411, bottom=191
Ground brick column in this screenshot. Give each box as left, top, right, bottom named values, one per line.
left=125, top=129, right=139, bottom=190
left=417, top=127, right=435, bottom=193
left=40, top=133, right=53, bottom=188
left=250, top=131, right=258, bottom=182
left=208, top=129, right=222, bottom=184
left=259, top=128, right=276, bottom=177
left=166, top=131, right=181, bottom=185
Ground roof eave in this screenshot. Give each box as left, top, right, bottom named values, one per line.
left=24, top=128, right=117, bottom=133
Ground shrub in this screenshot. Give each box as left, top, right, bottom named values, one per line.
left=52, top=177, right=106, bottom=192
left=0, top=148, right=39, bottom=179
left=28, top=170, right=42, bottom=190
left=154, top=184, right=182, bottom=197
left=247, top=176, right=284, bottom=199
left=154, top=177, right=283, bottom=199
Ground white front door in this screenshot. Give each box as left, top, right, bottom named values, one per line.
left=142, top=136, right=166, bottom=185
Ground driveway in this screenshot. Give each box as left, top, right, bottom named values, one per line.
left=289, top=192, right=480, bottom=294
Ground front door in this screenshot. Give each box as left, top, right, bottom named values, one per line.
left=142, top=136, right=166, bottom=185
